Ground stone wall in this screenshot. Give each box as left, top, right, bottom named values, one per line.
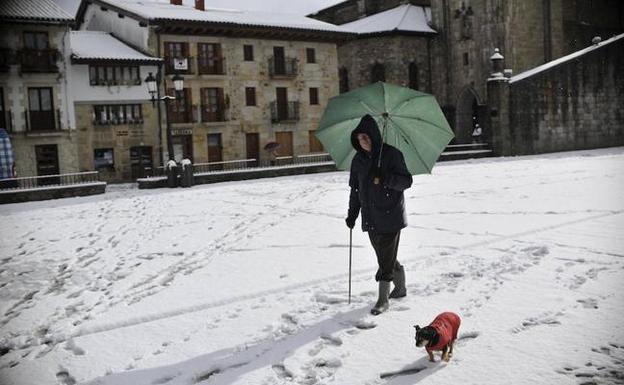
left=75, top=102, right=160, bottom=182
left=488, top=37, right=624, bottom=156
left=310, top=0, right=431, bottom=24
left=338, top=35, right=433, bottom=92
left=155, top=33, right=340, bottom=165
left=0, top=23, right=77, bottom=177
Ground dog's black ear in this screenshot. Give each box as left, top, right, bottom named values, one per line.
left=414, top=325, right=420, bottom=332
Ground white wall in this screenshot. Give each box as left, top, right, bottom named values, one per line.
left=0, top=24, right=72, bottom=132
left=67, top=63, right=159, bottom=129
left=81, top=4, right=151, bottom=52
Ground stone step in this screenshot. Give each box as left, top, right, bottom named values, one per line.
left=439, top=145, right=493, bottom=161
left=444, top=143, right=490, bottom=152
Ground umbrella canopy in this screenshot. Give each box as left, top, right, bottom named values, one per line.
left=315, top=82, right=454, bottom=175
left=0, top=128, right=15, bottom=180
left=264, top=141, right=281, bottom=151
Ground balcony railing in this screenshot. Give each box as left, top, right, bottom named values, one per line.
left=26, top=109, right=60, bottom=132
left=164, top=56, right=194, bottom=75
left=93, top=117, right=144, bottom=126
left=270, top=101, right=300, bottom=123
left=1, top=110, right=12, bottom=132
left=168, top=104, right=195, bottom=124
left=268, top=57, right=298, bottom=78
left=19, top=49, right=59, bottom=73
left=200, top=106, right=227, bottom=123
left=0, top=48, right=12, bottom=72
left=151, top=154, right=333, bottom=177
left=197, top=57, right=226, bottom=75
left=0, top=171, right=100, bottom=190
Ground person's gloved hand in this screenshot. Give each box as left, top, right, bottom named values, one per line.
left=345, top=216, right=356, bottom=229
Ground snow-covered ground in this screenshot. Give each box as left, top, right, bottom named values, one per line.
left=1, top=148, right=623, bottom=385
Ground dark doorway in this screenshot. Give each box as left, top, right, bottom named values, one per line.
left=455, top=88, right=484, bottom=144
left=28, top=87, right=55, bottom=131
left=276, top=87, right=288, bottom=121
left=207, top=133, right=223, bottom=170
left=246, top=133, right=259, bottom=167
left=275, top=131, right=293, bottom=157
left=130, top=146, right=153, bottom=179
left=172, top=135, right=193, bottom=163
left=35, top=144, right=59, bottom=185
left=273, top=46, right=285, bottom=75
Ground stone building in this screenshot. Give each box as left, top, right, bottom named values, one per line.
left=0, top=0, right=78, bottom=180
left=311, top=0, right=624, bottom=145
left=69, top=31, right=161, bottom=182
left=76, top=0, right=352, bottom=167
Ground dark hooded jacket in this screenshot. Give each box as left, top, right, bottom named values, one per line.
left=348, top=114, right=412, bottom=233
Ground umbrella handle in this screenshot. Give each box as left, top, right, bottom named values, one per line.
left=348, top=228, right=352, bottom=304
left=377, top=115, right=388, bottom=168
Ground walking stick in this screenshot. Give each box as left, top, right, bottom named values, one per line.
left=348, top=228, right=352, bottom=304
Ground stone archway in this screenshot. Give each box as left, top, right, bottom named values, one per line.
left=455, top=87, right=485, bottom=144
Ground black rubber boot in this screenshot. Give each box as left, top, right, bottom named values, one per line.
left=371, top=280, right=391, bottom=315
left=389, top=264, right=407, bottom=299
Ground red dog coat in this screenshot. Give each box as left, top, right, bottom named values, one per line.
left=426, top=312, right=461, bottom=353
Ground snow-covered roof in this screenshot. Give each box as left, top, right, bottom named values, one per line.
left=93, top=0, right=351, bottom=34
left=340, top=4, right=436, bottom=35
left=0, top=0, right=74, bottom=24
left=510, top=33, right=624, bottom=83
left=70, top=31, right=162, bottom=63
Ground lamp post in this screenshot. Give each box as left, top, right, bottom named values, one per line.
left=145, top=72, right=184, bottom=162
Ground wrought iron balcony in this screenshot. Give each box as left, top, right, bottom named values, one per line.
left=19, top=49, right=59, bottom=73
left=25, top=109, right=60, bottom=132
left=164, top=56, right=194, bottom=75
left=0, top=48, right=12, bottom=72
left=268, top=57, right=298, bottom=78
left=200, top=105, right=227, bottom=123
left=197, top=56, right=226, bottom=75
left=270, top=101, right=300, bottom=123
left=1, top=110, right=12, bottom=132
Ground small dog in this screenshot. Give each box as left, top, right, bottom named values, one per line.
left=414, top=312, right=461, bottom=362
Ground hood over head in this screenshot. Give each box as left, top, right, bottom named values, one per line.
left=351, top=114, right=382, bottom=155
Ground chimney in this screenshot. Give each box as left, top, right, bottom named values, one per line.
left=195, top=0, right=205, bottom=11
left=170, top=0, right=182, bottom=5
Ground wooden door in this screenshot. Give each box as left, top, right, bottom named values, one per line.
left=28, top=88, right=54, bottom=131
left=246, top=133, right=259, bottom=167
left=275, top=132, right=293, bottom=157
left=276, top=87, right=288, bottom=121
left=273, top=46, right=285, bottom=74
left=309, top=130, right=324, bottom=152
left=35, top=144, right=59, bottom=185
left=172, top=135, right=193, bottom=163
left=130, top=146, right=153, bottom=179
left=0, top=88, right=5, bottom=130
left=207, top=133, right=222, bottom=170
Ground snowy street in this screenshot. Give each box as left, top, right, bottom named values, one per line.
left=1, top=148, right=623, bottom=385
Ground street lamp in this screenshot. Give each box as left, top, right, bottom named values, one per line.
left=145, top=71, right=184, bottom=162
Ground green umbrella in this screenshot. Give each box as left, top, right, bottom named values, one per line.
left=316, top=82, right=454, bottom=175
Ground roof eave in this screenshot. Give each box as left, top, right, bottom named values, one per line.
left=352, top=29, right=437, bottom=38
left=153, top=19, right=355, bottom=42
left=71, top=56, right=163, bottom=65
left=0, top=16, right=74, bottom=26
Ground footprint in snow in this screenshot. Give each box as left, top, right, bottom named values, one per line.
left=272, top=363, right=294, bottom=380
left=56, top=369, right=77, bottom=385
left=576, top=298, right=599, bottom=309
left=354, top=320, right=377, bottom=330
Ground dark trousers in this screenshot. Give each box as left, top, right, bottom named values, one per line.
left=368, top=231, right=402, bottom=282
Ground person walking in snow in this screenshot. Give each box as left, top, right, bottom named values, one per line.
left=345, top=114, right=413, bottom=315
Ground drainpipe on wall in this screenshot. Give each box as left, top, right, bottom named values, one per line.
left=543, top=0, right=552, bottom=63
left=427, top=37, right=433, bottom=93
left=156, top=31, right=164, bottom=166
left=441, top=0, right=453, bottom=108
left=61, top=28, right=71, bottom=132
